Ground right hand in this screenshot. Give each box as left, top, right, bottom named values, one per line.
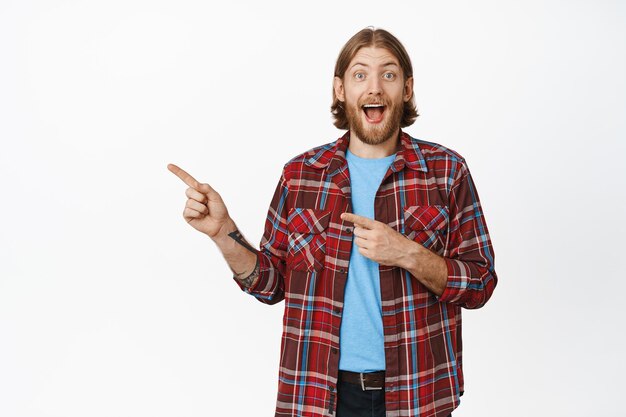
left=167, top=163, right=231, bottom=238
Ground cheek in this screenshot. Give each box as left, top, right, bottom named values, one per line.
left=393, top=86, right=408, bottom=101
left=344, top=84, right=366, bottom=102
left=345, top=93, right=361, bottom=107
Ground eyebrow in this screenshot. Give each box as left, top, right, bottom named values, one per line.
left=350, top=61, right=400, bottom=70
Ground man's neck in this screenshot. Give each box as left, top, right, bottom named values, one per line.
left=347, top=128, right=401, bottom=159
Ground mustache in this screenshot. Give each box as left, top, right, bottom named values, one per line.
left=359, top=99, right=388, bottom=106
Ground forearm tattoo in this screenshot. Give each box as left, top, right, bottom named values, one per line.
left=228, top=228, right=260, bottom=288
left=233, top=254, right=260, bottom=288
left=227, top=229, right=258, bottom=254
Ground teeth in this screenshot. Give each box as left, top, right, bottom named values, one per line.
left=363, top=104, right=384, bottom=108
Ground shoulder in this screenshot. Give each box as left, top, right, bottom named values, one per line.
left=280, top=139, right=338, bottom=176
left=410, top=136, right=470, bottom=179
left=412, top=136, right=466, bottom=164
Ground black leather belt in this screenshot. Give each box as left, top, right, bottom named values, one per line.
left=338, top=370, right=385, bottom=391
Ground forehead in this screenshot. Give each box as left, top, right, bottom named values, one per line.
left=348, top=46, right=400, bottom=69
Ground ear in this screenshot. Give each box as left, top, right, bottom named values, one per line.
left=403, top=76, right=414, bottom=102
left=333, top=76, right=345, bottom=102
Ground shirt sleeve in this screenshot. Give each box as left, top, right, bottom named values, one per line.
left=437, top=159, right=498, bottom=309
left=232, top=166, right=289, bottom=305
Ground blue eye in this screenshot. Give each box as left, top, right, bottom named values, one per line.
left=383, top=73, right=395, bottom=80
left=355, top=73, right=365, bottom=80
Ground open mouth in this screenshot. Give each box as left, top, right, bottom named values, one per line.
left=362, top=103, right=385, bottom=123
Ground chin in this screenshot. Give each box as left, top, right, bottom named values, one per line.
left=357, top=135, right=393, bottom=146
left=355, top=121, right=397, bottom=145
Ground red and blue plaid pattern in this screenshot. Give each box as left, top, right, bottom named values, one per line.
left=233, top=130, right=498, bottom=417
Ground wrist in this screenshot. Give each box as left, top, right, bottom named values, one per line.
left=211, top=217, right=237, bottom=246
left=399, top=238, right=424, bottom=273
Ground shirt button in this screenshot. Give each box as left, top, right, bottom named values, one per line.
left=331, top=347, right=338, bottom=354
left=339, top=268, right=346, bottom=274
left=334, top=308, right=341, bottom=314
left=345, top=227, right=352, bottom=233
left=329, top=385, right=335, bottom=392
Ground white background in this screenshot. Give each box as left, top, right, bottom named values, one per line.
left=1, top=0, right=625, bottom=416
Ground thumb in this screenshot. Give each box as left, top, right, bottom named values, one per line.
left=198, top=182, right=222, bottom=201
left=197, top=183, right=212, bottom=194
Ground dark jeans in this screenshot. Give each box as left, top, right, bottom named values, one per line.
left=335, top=377, right=452, bottom=417
left=336, top=377, right=386, bottom=417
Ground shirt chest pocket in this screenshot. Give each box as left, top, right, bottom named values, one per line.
left=286, top=208, right=331, bottom=272
left=403, top=205, right=449, bottom=255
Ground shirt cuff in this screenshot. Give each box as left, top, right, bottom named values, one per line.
left=436, top=257, right=469, bottom=303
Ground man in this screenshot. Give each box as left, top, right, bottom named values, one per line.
left=168, top=27, right=497, bottom=417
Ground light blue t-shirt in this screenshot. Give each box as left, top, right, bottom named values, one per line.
left=338, top=148, right=396, bottom=372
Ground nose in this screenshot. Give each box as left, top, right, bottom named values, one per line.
left=367, top=76, right=382, bottom=96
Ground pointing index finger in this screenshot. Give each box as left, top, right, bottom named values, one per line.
left=167, top=163, right=202, bottom=190
left=341, top=212, right=377, bottom=229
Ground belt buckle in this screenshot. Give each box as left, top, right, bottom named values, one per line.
left=359, top=372, right=382, bottom=391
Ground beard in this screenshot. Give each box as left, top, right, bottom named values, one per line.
left=345, top=96, right=404, bottom=145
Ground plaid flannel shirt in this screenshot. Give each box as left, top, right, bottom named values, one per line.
left=233, top=130, right=498, bottom=417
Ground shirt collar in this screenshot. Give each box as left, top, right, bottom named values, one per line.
left=304, top=129, right=428, bottom=175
